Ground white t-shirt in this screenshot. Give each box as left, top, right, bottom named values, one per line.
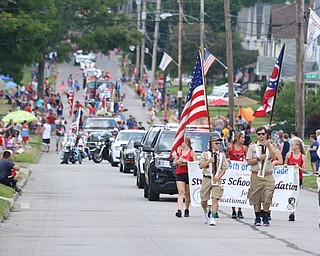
left=42, top=123, right=51, bottom=139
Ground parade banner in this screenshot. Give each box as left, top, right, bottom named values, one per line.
left=188, top=161, right=299, bottom=212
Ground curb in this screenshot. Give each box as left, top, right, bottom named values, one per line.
left=0, top=168, right=31, bottom=222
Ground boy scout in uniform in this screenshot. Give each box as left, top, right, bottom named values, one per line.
left=246, top=127, right=277, bottom=226
left=199, top=132, right=228, bottom=226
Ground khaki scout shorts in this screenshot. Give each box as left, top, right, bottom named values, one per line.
left=200, top=176, right=224, bottom=201
left=247, top=174, right=275, bottom=205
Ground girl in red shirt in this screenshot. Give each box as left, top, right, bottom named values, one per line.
left=284, top=138, right=307, bottom=221
left=226, top=132, right=247, bottom=219
left=173, top=137, right=197, bottom=218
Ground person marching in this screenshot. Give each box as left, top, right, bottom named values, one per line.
left=284, top=138, right=308, bottom=221
left=173, top=137, right=197, bottom=218
left=246, top=127, right=277, bottom=226
left=226, top=132, right=247, bottom=219
left=199, top=132, right=228, bottom=226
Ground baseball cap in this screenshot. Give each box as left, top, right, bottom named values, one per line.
left=211, top=131, right=222, bottom=142
left=279, top=130, right=284, bottom=134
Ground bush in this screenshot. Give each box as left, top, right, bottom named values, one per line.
left=306, top=111, right=320, bottom=135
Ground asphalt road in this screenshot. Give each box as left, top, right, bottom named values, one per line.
left=0, top=54, right=319, bottom=256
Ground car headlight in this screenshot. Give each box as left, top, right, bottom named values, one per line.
left=155, top=159, right=171, bottom=168
left=115, top=145, right=121, bottom=151
left=98, top=141, right=102, bottom=146
left=127, top=154, right=134, bottom=159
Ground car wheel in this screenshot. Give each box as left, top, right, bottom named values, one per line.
left=143, top=182, right=148, bottom=198
left=148, top=183, right=159, bottom=201
left=137, top=172, right=144, bottom=189
left=119, top=162, right=123, bottom=172
left=110, top=157, right=118, bottom=167
left=123, top=164, right=130, bottom=173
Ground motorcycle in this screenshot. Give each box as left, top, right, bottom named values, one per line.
left=60, top=135, right=79, bottom=164
left=92, top=131, right=115, bottom=163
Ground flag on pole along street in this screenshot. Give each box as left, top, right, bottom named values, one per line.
left=159, top=52, right=173, bottom=71
left=234, top=70, right=243, bottom=83
left=253, top=45, right=285, bottom=117
left=68, top=90, right=75, bottom=117
left=203, top=48, right=216, bottom=76
left=306, top=9, right=320, bottom=59
left=169, top=51, right=208, bottom=157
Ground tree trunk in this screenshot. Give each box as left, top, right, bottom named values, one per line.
left=37, top=58, right=45, bottom=99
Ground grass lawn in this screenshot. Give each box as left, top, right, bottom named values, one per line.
left=0, top=200, right=10, bottom=219
left=15, top=135, right=42, bottom=164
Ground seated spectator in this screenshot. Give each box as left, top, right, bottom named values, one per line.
left=0, top=150, right=21, bottom=192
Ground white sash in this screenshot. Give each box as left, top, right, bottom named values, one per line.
left=254, top=144, right=269, bottom=177
left=208, top=151, right=223, bottom=186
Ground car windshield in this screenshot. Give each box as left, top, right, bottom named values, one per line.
left=157, top=130, right=210, bottom=153
left=85, top=119, right=116, bottom=128
left=145, top=127, right=162, bottom=145
left=127, top=138, right=141, bottom=149
left=116, top=132, right=146, bottom=141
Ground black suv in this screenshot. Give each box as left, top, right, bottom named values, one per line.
left=83, top=117, right=118, bottom=148
left=143, top=127, right=211, bottom=201
left=133, top=125, right=165, bottom=189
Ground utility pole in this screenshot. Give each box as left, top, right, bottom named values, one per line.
left=224, top=0, right=235, bottom=127
left=200, top=0, right=204, bottom=55
left=178, top=0, right=183, bottom=118
left=296, top=0, right=305, bottom=138
left=139, top=2, right=147, bottom=85
left=135, top=0, right=141, bottom=82
left=150, top=0, right=161, bottom=87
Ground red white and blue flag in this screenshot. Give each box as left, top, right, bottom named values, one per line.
left=170, top=51, right=208, bottom=157
left=253, top=45, right=285, bottom=117
left=203, top=49, right=216, bottom=76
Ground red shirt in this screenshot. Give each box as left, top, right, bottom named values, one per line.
left=176, top=149, right=194, bottom=175
left=47, top=115, right=56, bottom=125
left=230, top=144, right=246, bottom=161
left=25, top=105, right=31, bottom=113
left=287, top=152, right=303, bottom=180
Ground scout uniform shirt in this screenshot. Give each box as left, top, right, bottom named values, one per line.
left=199, top=150, right=228, bottom=184
left=246, top=142, right=277, bottom=174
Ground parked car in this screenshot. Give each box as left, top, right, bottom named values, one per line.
left=143, top=126, right=212, bottom=201
left=119, top=137, right=143, bottom=173
left=207, top=88, right=239, bottom=102
left=109, top=130, right=147, bottom=167
left=83, top=118, right=118, bottom=149
left=133, top=125, right=165, bottom=188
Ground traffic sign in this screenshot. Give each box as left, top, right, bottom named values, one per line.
left=304, top=73, right=318, bottom=79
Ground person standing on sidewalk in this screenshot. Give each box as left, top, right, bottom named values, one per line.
left=173, top=137, right=197, bottom=218
left=246, top=127, right=277, bottom=226
left=199, top=133, right=228, bottom=226
left=226, top=132, right=247, bottom=219
left=41, top=119, right=51, bottom=153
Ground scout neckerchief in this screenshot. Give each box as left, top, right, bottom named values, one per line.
left=254, top=143, right=269, bottom=177
left=207, top=151, right=223, bottom=186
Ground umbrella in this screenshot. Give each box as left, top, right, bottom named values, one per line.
left=208, top=98, right=227, bottom=114
left=0, top=78, right=5, bottom=90
left=5, top=81, right=17, bottom=89
left=208, top=98, right=227, bottom=106
left=2, top=110, right=37, bottom=124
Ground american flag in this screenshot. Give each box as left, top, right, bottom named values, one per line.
left=253, top=44, right=285, bottom=117
left=203, top=48, right=216, bottom=76
left=169, top=51, right=208, bottom=157
left=68, top=90, right=74, bottom=117
left=69, top=117, right=79, bottom=132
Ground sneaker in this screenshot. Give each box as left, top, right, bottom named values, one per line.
left=232, top=211, right=237, bottom=219
left=254, top=218, right=261, bottom=226
left=262, top=215, right=270, bottom=226
left=175, top=209, right=182, bottom=218
left=288, top=213, right=295, bottom=221
left=209, top=217, right=216, bottom=226
left=203, top=212, right=209, bottom=224
left=237, top=211, right=244, bottom=219
left=215, top=212, right=219, bottom=218
left=184, top=209, right=189, bottom=217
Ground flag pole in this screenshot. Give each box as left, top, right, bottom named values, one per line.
left=200, top=47, right=214, bottom=172
left=268, top=44, right=285, bottom=127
